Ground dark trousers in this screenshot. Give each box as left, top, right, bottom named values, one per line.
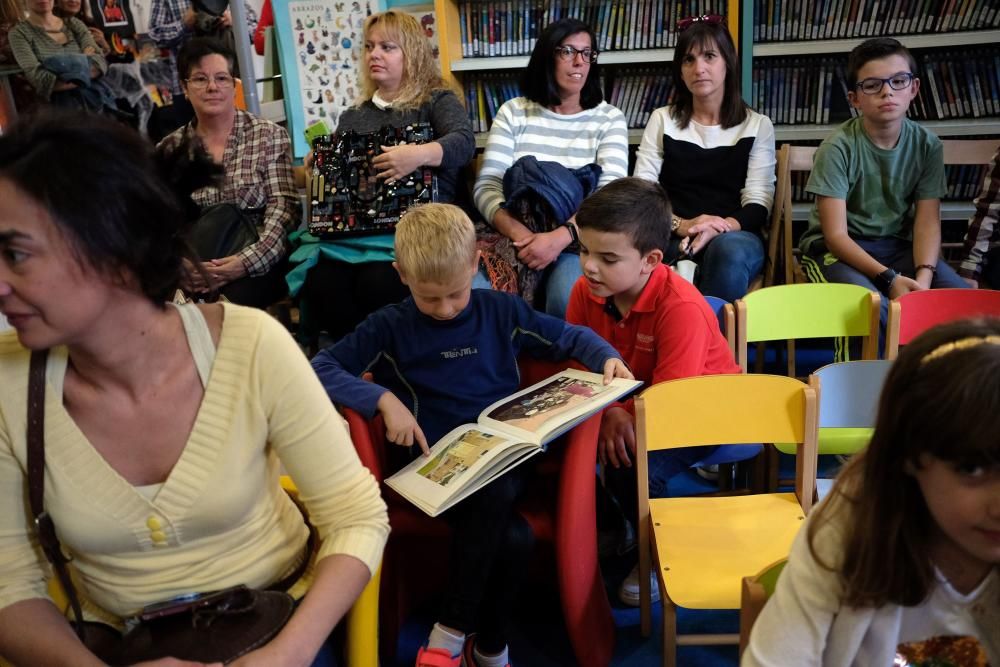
left=437, top=463, right=535, bottom=654
left=220, top=255, right=290, bottom=310
left=300, top=259, right=410, bottom=342
left=801, top=237, right=968, bottom=357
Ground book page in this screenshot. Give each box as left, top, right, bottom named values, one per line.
left=478, top=369, right=642, bottom=446
left=385, top=424, right=540, bottom=516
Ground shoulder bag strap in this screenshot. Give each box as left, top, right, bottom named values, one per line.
left=27, top=349, right=86, bottom=638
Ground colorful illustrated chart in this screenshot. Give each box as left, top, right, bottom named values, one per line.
left=274, top=0, right=383, bottom=158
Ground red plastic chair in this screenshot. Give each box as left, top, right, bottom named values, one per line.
left=886, top=288, right=1000, bottom=359
left=342, top=357, right=614, bottom=667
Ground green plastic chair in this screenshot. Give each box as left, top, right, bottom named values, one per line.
left=735, top=283, right=882, bottom=376
left=739, top=558, right=788, bottom=656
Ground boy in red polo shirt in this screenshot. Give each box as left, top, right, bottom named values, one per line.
left=566, top=177, right=748, bottom=606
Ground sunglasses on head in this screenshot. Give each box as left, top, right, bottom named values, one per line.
left=678, top=14, right=725, bottom=31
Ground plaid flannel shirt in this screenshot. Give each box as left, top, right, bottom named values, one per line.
left=960, top=145, right=1000, bottom=280
left=161, top=110, right=300, bottom=276
left=147, top=0, right=190, bottom=95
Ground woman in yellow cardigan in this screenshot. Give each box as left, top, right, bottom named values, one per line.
left=0, top=112, right=388, bottom=667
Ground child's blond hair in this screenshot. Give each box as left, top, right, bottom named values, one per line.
left=394, top=204, right=477, bottom=283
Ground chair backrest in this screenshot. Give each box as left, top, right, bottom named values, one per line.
left=703, top=295, right=735, bottom=356
left=778, top=145, right=817, bottom=285
left=763, top=144, right=791, bottom=288
left=886, top=288, right=1000, bottom=359
left=941, top=139, right=998, bottom=165
left=735, top=283, right=881, bottom=372
left=636, top=374, right=818, bottom=513
left=739, top=558, right=788, bottom=656
left=810, top=359, right=893, bottom=428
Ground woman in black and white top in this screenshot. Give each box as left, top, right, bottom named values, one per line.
left=634, top=15, right=775, bottom=303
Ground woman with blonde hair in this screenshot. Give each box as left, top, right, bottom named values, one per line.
left=292, top=9, right=475, bottom=345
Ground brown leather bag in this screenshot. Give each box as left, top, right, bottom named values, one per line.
left=26, top=350, right=304, bottom=665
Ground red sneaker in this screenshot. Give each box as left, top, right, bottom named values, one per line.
left=415, top=645, right=462, bottom=667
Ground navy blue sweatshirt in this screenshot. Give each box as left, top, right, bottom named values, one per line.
left=312, top=289, right=621, bottom=445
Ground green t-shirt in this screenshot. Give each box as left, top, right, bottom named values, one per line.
left=799, top=117, right=946, bottom=256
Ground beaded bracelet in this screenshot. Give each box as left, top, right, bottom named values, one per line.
left=915, top=263, right=937, bottom=274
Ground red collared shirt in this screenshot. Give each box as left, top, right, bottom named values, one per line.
left=567, top=264, right=740, bottom=407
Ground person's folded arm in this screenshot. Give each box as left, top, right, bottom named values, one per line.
left=911, top=198, right=941, bottom=289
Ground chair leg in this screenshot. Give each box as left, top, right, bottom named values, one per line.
left=661, top=589, right=677, bottom=667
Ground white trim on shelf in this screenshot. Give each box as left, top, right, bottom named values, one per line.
left=774, top=119, right=1000, bottom=141
left=753, top=29, right=1000, bottom=57
left=451, top=48, right=675, bottom=72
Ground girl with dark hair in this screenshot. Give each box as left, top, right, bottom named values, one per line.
left=473, top=17, right=628, bottom=318
left=634, top=15, right=775, bottom=303
left=158, top=37, right=299, bottom=310
left=0, top=111, right=388, bottom=666
left=746, top=318, right=1000, bottom=666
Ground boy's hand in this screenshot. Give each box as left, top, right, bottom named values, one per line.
left=377, top=392, right=430, bottom=455
left=602, top=358, right=633, bottom=384
left=889, top=275, right=923, bottom=299
left=599, top=406, right=636, bottom=468
left=963, top=277, right=979, bottom=289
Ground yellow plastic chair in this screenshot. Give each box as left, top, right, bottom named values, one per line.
left=636, top=374, right=818, bottom=667
left=735, top=282, right=881, bottom=376
left=738, top=558, right=787, bottom=656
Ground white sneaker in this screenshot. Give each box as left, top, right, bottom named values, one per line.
left=695, top=464, right=719, bottom=481
left=618, top=563, right=660, bottom=607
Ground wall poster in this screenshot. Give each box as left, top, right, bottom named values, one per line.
left=273, top=0, right=384, bottom=158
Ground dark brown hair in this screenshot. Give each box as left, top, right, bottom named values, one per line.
left=575, top=177, right=671, bottom=255
left=808, top=318, right=1000, bottom=607
left=846, top=37, right=918, bottom=88
left=670, top=20, right=747, bottom=130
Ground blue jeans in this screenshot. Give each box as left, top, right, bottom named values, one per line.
left=801, top=237, right=969, bottom=354
left=668, top=231, right=764, bottom=302
left=473, top=251, right=581, bottom=318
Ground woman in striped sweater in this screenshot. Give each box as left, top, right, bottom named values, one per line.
left=473, top=18, right=628, bottom=318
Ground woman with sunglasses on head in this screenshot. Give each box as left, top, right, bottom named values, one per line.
left=158, top=37, right=299, bottom=310
left=634, top=14, right=775, bottom=303
left=473, top=17, right=628, bottom=318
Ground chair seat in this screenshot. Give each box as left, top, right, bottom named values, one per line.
left=774, top=427, right=873, bottom=455
left=650, top=492, right=804, bottom=610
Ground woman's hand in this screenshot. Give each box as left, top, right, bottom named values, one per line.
left=598, top=406, right=636, bottom=469
left=682, top=215, right=732, bottom=255
left=377, top=392, right=430, bottom=455
left=373, top=144, right=428, bottom=182
left=88, top=27, right=110, bottom=54
left=514, top=228, right=571, bottom=270
left=205, top=255, right=248, bottom=288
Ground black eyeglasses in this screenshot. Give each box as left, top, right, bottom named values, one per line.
left=554, top=45, right=599, bottom=63
left=678, top=14, right=725, bottom=31
left=855, top=72, right=915, bottom=95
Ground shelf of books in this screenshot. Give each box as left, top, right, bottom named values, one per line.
left=436, top=0, right=733, bottom=143
left=751, top=0, right=997, bottom=46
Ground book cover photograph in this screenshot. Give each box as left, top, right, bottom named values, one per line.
left=386, top=369, right=641, bottom=517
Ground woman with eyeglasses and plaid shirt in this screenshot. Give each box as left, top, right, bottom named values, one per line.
left=157, top=37, right=299, bottom=310
left=472, top=17, right=629, bottom=319
left=634, top=15, right=776, bottom=304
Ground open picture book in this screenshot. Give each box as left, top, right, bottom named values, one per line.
left=386, top=369, right=642, bottom=517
